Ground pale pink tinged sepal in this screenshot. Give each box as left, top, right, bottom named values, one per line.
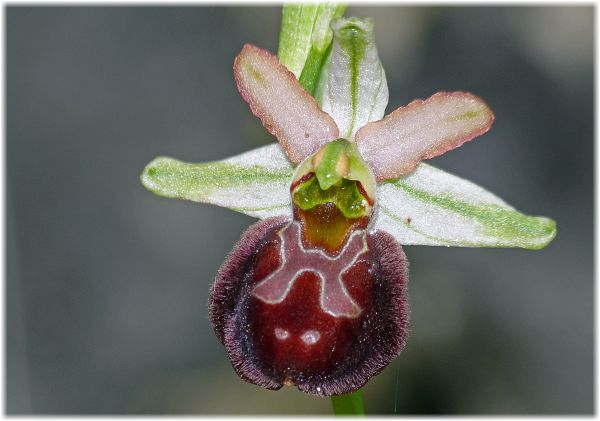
left=355, top=91, right=495, bottom=181
left=234, top=44, right=339, bottom=165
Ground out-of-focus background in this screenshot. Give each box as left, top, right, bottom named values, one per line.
left=6, top=6, right=593, bottom=415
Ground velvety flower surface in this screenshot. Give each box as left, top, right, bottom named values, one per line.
left=141, top=14, right=556, bottom=397
left=209, top=216, right=409, bottom=395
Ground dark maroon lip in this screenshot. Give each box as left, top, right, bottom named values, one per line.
left=209, top=217, right=409, bottom=396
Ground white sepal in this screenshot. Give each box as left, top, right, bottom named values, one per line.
left=141, top=144, right=293, bottom=219
left=372, top=163, right=556, bottom=250
left=321, top=17, right=388, bottom=140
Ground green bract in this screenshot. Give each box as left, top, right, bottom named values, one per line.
left=278, top=3, right=347, bottom=95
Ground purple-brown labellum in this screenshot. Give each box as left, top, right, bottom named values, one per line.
left=209, top=215, right=410, bottom=396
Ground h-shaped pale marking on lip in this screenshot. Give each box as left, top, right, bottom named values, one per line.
left=252, top=221, right=368, bottom=318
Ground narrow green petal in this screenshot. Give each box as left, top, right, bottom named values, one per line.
left=141, top=144, right=294, bottom=219
left=321, top=17, right=389, bottom=140
left=277, top=3, right=347, bottom=88
left=374, top=163, right=556, bottom=249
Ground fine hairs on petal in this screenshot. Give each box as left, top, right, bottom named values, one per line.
left=355, top=91, right=495, bottom=181
left=209, top=216, right=289, bottom=344
left=234, top=44, right=339, bottom=165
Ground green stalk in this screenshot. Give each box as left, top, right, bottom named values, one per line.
left=278, top=3, right=366, bottom=415
left=331, top=390, right=366, bottom=416
left=278, top=3, right=346, bottom=94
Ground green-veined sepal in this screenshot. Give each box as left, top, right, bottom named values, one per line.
left=321, top=17, right=389, bottom=140
left=141, top=144, right=293, bottom=219
left=142, top=144, right=556, bottom=250
left=373, top=163, right=556, bottom=249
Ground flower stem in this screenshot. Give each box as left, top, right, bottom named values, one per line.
left=330, top=390, right=365, bottom=416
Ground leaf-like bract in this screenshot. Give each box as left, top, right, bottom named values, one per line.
left=277, top=4, right=347, bottom=80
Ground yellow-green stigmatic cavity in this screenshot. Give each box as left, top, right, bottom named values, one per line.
left=291, top=139, right=376, bottom=219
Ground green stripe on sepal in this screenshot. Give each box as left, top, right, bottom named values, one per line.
left=277, top=3, right=347, bottom=86
left=141, top=144, right=294, bottom=220
left=374, top=163, right=556, bottom=249
left=321, top=16, right=388, bottom=140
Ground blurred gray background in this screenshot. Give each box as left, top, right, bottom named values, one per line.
left=6, top=6, right=593, bottom=415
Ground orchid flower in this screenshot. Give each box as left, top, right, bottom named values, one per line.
left=141, top=10, right=555, bottom=399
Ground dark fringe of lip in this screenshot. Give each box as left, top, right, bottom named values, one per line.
left=298, top=230, right=410, bottom=396
left=209, top=216, right=289, bottom=344
left=209, top=220, right=410, bottom=396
